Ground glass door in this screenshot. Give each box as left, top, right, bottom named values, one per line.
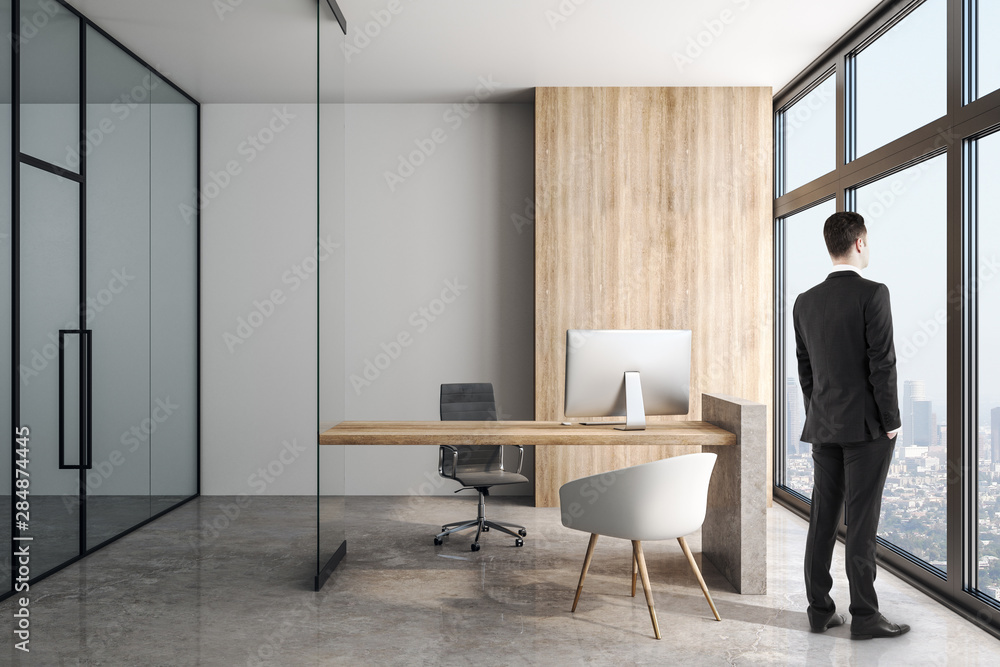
left=3, top=0, right=199, bottom=600
left=17, top=0, right=86, bottom=578
left=18, top=166, right=85, bottom=576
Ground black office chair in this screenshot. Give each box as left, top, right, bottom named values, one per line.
left=433, top=383, right=528, bottom=551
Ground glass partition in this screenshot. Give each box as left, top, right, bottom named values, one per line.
left=149, top=74, right=199, bottom=510
left=85, top=26, right=153, bottom=547
left=317, top=0, right=348, bottom=590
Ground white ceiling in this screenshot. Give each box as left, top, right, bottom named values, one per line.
left=63, top=0, right=883, bottom=104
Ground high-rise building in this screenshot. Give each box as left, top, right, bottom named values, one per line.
left=913, top=400, right=933, bottom=447
left=902, top=380, right=926, bottom=449
left=786, top=377, right=806, bottom=455
left=992, top=407, right=1000, bottom=463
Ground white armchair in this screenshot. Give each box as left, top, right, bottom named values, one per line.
left=558, top=452, right=721, bottom=639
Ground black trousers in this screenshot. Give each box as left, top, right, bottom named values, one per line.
left=804, top=434, right=895, bottom=628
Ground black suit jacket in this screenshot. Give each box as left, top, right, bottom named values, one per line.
left=793, top=270, right=901, bottom=444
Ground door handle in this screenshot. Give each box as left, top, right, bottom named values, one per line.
left=58, top=329, right=92, bottom=470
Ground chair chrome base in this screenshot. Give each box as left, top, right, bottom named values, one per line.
left=433, top=488, right=526, bottom=551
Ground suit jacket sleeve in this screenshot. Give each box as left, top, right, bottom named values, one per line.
left=865, top=283, right=901, bottom=431
left=792, top=297, right=813, bottom=413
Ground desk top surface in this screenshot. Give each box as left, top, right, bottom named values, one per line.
left=319, top=420, right=735, bottom=446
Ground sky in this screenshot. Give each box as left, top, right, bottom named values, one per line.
left=781, top=0, right=1000, bottom=429
left=783, top=130, right=1000, bottom=430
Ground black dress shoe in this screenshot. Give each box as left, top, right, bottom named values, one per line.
left=851, top=615, right=910, bottom=640
left=810, top=613, right=846, bottom=633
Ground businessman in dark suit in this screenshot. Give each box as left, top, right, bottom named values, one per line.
left=793, top=211, right=909, bottom=640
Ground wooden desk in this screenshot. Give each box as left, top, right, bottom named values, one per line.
left=319, top=420, right=736, bottom=447
left=319, top=394, right=766, bottom=595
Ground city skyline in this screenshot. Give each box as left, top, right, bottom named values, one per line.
left=786, top=375, right=949, bottom=445
left=785, top=373, right=1000, bottom=598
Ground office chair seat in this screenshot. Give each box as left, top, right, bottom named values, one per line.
left=451, top=470, right=528, bottom=488
left=434, top=383, right=528, bottom=551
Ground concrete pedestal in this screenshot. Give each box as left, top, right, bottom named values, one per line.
left=701, top=393, right=768, bottom=594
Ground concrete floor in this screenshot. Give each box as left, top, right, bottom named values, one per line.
left=0, top=495, right=999, bottom=666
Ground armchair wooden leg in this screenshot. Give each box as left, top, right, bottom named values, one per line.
left=678, top=536, right=721, bottom=621
left=632, top=540, right=661, bottom=640
left=572, top=533, right=599, bottom=612
left=631, top=553, right=638, bottom=597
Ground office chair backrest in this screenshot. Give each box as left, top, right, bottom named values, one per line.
left=440, top=383, right=497, bottom=421
left=559, top=453, right=718, bottom=541
left=440, top=383, right=501, bottom=473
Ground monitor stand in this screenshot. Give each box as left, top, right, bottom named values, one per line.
left=615, top=371, right=646, bottom=431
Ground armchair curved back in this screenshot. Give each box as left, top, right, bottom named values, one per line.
left=559, top=452, right=717, bottom=541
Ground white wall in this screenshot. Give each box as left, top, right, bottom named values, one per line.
left=342, top=103, right=535, bottom=495
left=201, top=103, right=319, bottom=495
left=201, top=102, right=535, bottom=496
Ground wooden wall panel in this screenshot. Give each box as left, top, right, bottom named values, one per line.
left=534, top=87, right=773, bottom=507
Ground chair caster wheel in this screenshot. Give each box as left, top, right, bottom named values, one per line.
left=471, top=543, right=481, bottom=552
left=515, top=538, right=524, bottom=547
left=518, top=529, right=527, bottom=537
left=434, top=537, right=442, bottom=546
left=482, top=525, right=490, bottom=532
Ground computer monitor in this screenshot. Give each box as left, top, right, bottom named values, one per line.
left=564, top=329, right=691, bottom=431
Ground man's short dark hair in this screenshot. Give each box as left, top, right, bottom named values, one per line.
left=823, top=211, right=867, bottom=258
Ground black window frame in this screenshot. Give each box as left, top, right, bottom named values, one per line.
left=774, top=0, right=1000, bottom=637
